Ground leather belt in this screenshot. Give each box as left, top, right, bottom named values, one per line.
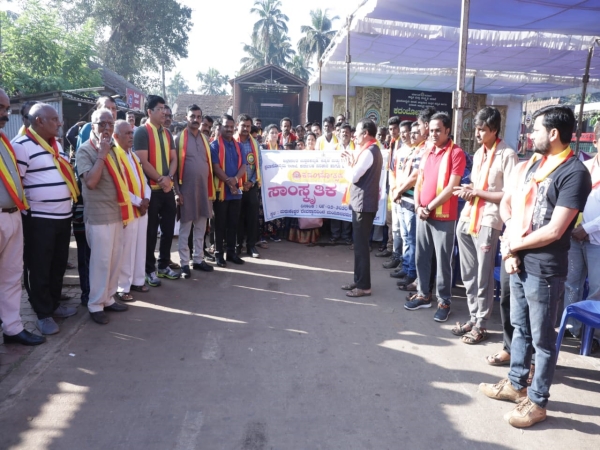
left=1, top=207, right=19, bottom=214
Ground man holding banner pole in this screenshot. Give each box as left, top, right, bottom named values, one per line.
left=340, top=119, right=383, bottom=298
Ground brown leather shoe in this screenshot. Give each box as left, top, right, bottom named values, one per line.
left=504, top=397, right=547, bottom=428
left=479, top=378, right=527, bottom=403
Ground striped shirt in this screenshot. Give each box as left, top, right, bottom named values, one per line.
left=12, top=134, right=73, bottom=219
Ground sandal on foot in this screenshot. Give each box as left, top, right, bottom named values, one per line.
left=451, top=321, right=474, bottom=336
left=346, top=288, right=371, bottom=298
left=116, top=292, right=134, bottom=302
left=486, top=350, right=510, bottom=366
left=461, top=327, right=488, bottom=345
left=130, top=284, right=149, bottom=293
left=341, top=283, right=357, bottom=291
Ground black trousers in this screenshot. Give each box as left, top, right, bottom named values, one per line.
left=213, top=199, right=241, bottom=256
left=146, top=189, right=177, bottom=273
left=22, top=215, right=71, bottom=319
left=74, top=231, right=91, bottom=305
left=237, top=185, right=259, bottom=248
left=352, top=211, right=376, bottom=290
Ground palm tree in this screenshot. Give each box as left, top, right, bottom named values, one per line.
left=166, top=71, right=190, bottom=103
left=239, top=35, right=295, bottom=74
left=286, top=55, right=312, bottom=81
left=297, top=8, right=339, bottom=65
left=250, top=0, right=289, bottom=66
left=197, top=68, right=229, bottom=95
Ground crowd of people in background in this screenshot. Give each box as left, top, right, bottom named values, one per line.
left=1, top=86, right=598, bottom=428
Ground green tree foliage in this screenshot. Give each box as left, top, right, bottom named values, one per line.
left=297, top=9, right=339, bottom=65
left=0, top=3, right=102, bottom=95
left=250, top=0, right=289, bottom=66
left=52, top=0, right=192, bottom=91
left=197, top=68, right=229, bottom=95
left=166, top=71, right=190, bottom=103
left=286, top=55, right=312, bottom=81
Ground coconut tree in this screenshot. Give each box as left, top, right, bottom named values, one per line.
left=196, top=68, right=229, bottom=95
left=287, top=55, right=312, bottom=81
left=297, top=8, right=339, bottom=65
left=250, top=0, right=289, bottom=66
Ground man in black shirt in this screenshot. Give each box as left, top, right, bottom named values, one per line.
left=479, top=105, right=591, bottom=428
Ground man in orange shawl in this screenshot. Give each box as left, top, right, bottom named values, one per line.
left=405, top=112, right=465, bottom=323
left=452, top=107, right=518, bottom=345
left=480, top=105, right=591, bottom=428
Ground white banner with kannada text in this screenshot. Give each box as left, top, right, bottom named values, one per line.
left=260, top=150, right=388, bottom=225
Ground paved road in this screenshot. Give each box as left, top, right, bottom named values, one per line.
left=0, top=241, right=599, bottom=449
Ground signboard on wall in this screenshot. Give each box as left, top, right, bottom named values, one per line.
left=126, top=88, right=144, bottom=111
left=389, top=89, right=453, bottom=122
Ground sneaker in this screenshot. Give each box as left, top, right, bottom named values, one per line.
left=146, top=272, right=162, bottom=287
left=53, top=304, right=78, bottom=318
left=157, top=266, right=180, bottom=280
left=382, top=258, right=401, bottom=269
left=246, top=246, right=260, bottom=258
left=181, top=265, right=191, bottom=279
left=396, top=275, right=417, bottom=286
left=37, top=317, right=60, bottom=335
left=375, top=249, right=392, bottom=257
left=390, top=269, right=407, bottom=279
left=404, top=295, right=432, bottom=310
left=504, top=398, right=547, bottom=428
left=269, top=236, right=281, bottom=242
left=479, top=378, right=527, bottom=403
left=329, top=237, right=339, bottom=243
left=434, top=303, right=451, bottom=322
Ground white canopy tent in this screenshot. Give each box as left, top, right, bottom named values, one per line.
left=311, top=0, right=600, bottom=147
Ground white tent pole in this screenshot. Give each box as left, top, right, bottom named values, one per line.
left=453, top=0, right=470, bottom=145
left=345, top=15, right=353, bottom=121
left=575, top=39, right=599, bottom=156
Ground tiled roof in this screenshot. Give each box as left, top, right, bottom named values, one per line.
left=89, top=61, right=145, bottom=97
left=173, top=94, right=233, bottom=119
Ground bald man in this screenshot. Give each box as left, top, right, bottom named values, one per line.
left=0, top=89, right=46, bottom=346
left=13, top=103, right=79, bottom=335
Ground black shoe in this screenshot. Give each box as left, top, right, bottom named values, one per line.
left=383, top=258, right=401, bottom=269
left=104, top=302, right=128, bottom=312
left=227, top=254, right=245, bottom=265
left=375, top=249, right=392, bottom=257
left=3, top=330, right=46, bottom=346
left=204, top=253, right=216, bottom=262
left=235, top=245, right=242, bottom=256
left=216, top=255, right=226, bottom=267
left=390, top=269, right=407, bottom=279
left=396, top=275, right=417, bottom=285
left=181, top=265, right=191, bottom=278
left=90, top=311, right=109, bottom=324
left=193, top=261, right=214, bottom=272
left=246, top=246, right=260, bottom=258
left=168, top=260, right=181, bottom=270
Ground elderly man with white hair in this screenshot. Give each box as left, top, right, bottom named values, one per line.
left=76, top=108, right=130, bottom=325
left=13, top=102, right=79, bottom=336
left=112, top=120, right=150, bottom=300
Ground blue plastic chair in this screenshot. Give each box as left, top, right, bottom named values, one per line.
left=556, top=300, right=600, bottom=359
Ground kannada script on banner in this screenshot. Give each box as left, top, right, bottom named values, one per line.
left=260, top=150, right=388, bottom=226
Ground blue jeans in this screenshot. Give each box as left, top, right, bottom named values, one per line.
left=400, top=205, right=416, bottom=278
left=508, top=271, right=565, bottom=408
left=391, top=202, right=402, bottom=259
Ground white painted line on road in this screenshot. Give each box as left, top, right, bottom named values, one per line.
left=233, top=285, right=310, bottom=297
left=174, top=410, right=204, bottom=450
left=324, top=297, right=377, bottom=306
left=284, top=328, right=308, bottom=334
left=217, top=267, right=291, bottom=280
left=201, top=331, right=222, bottom=360
left=132, top=301, right=247, bottom=324
left=246, top=259, right=353, bottom=274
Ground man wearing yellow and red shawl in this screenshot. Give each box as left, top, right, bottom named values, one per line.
left=0, top=89, right=45, bottom=346
left=113, top=120, right=151, bottom=299
left=210, top=114, right=246, bottom=268
left=406, top=112, right=465, bottom=322
left=234, top=113, right=261, bottom=259
left=452, top=107, right=518, bottom=345
left=13, top=103, right=79, bottom=336
left=174, top=104, right=215, bottom=277
left=480, top=106, right=591, bottom=428
left=77, top=109, right=132, bottom=325
left=134, top=95, right=179, bottom=286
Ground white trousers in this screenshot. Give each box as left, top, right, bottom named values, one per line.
left=178, top=216, right=208, bottom=265
left=0, top=211, right=24, bottom=336
left=86, top=222, right=123, bottom=313
left=118, top=214, right=148, bottom=292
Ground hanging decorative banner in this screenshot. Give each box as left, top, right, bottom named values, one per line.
left=260, top=150, right=388, bottom=225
